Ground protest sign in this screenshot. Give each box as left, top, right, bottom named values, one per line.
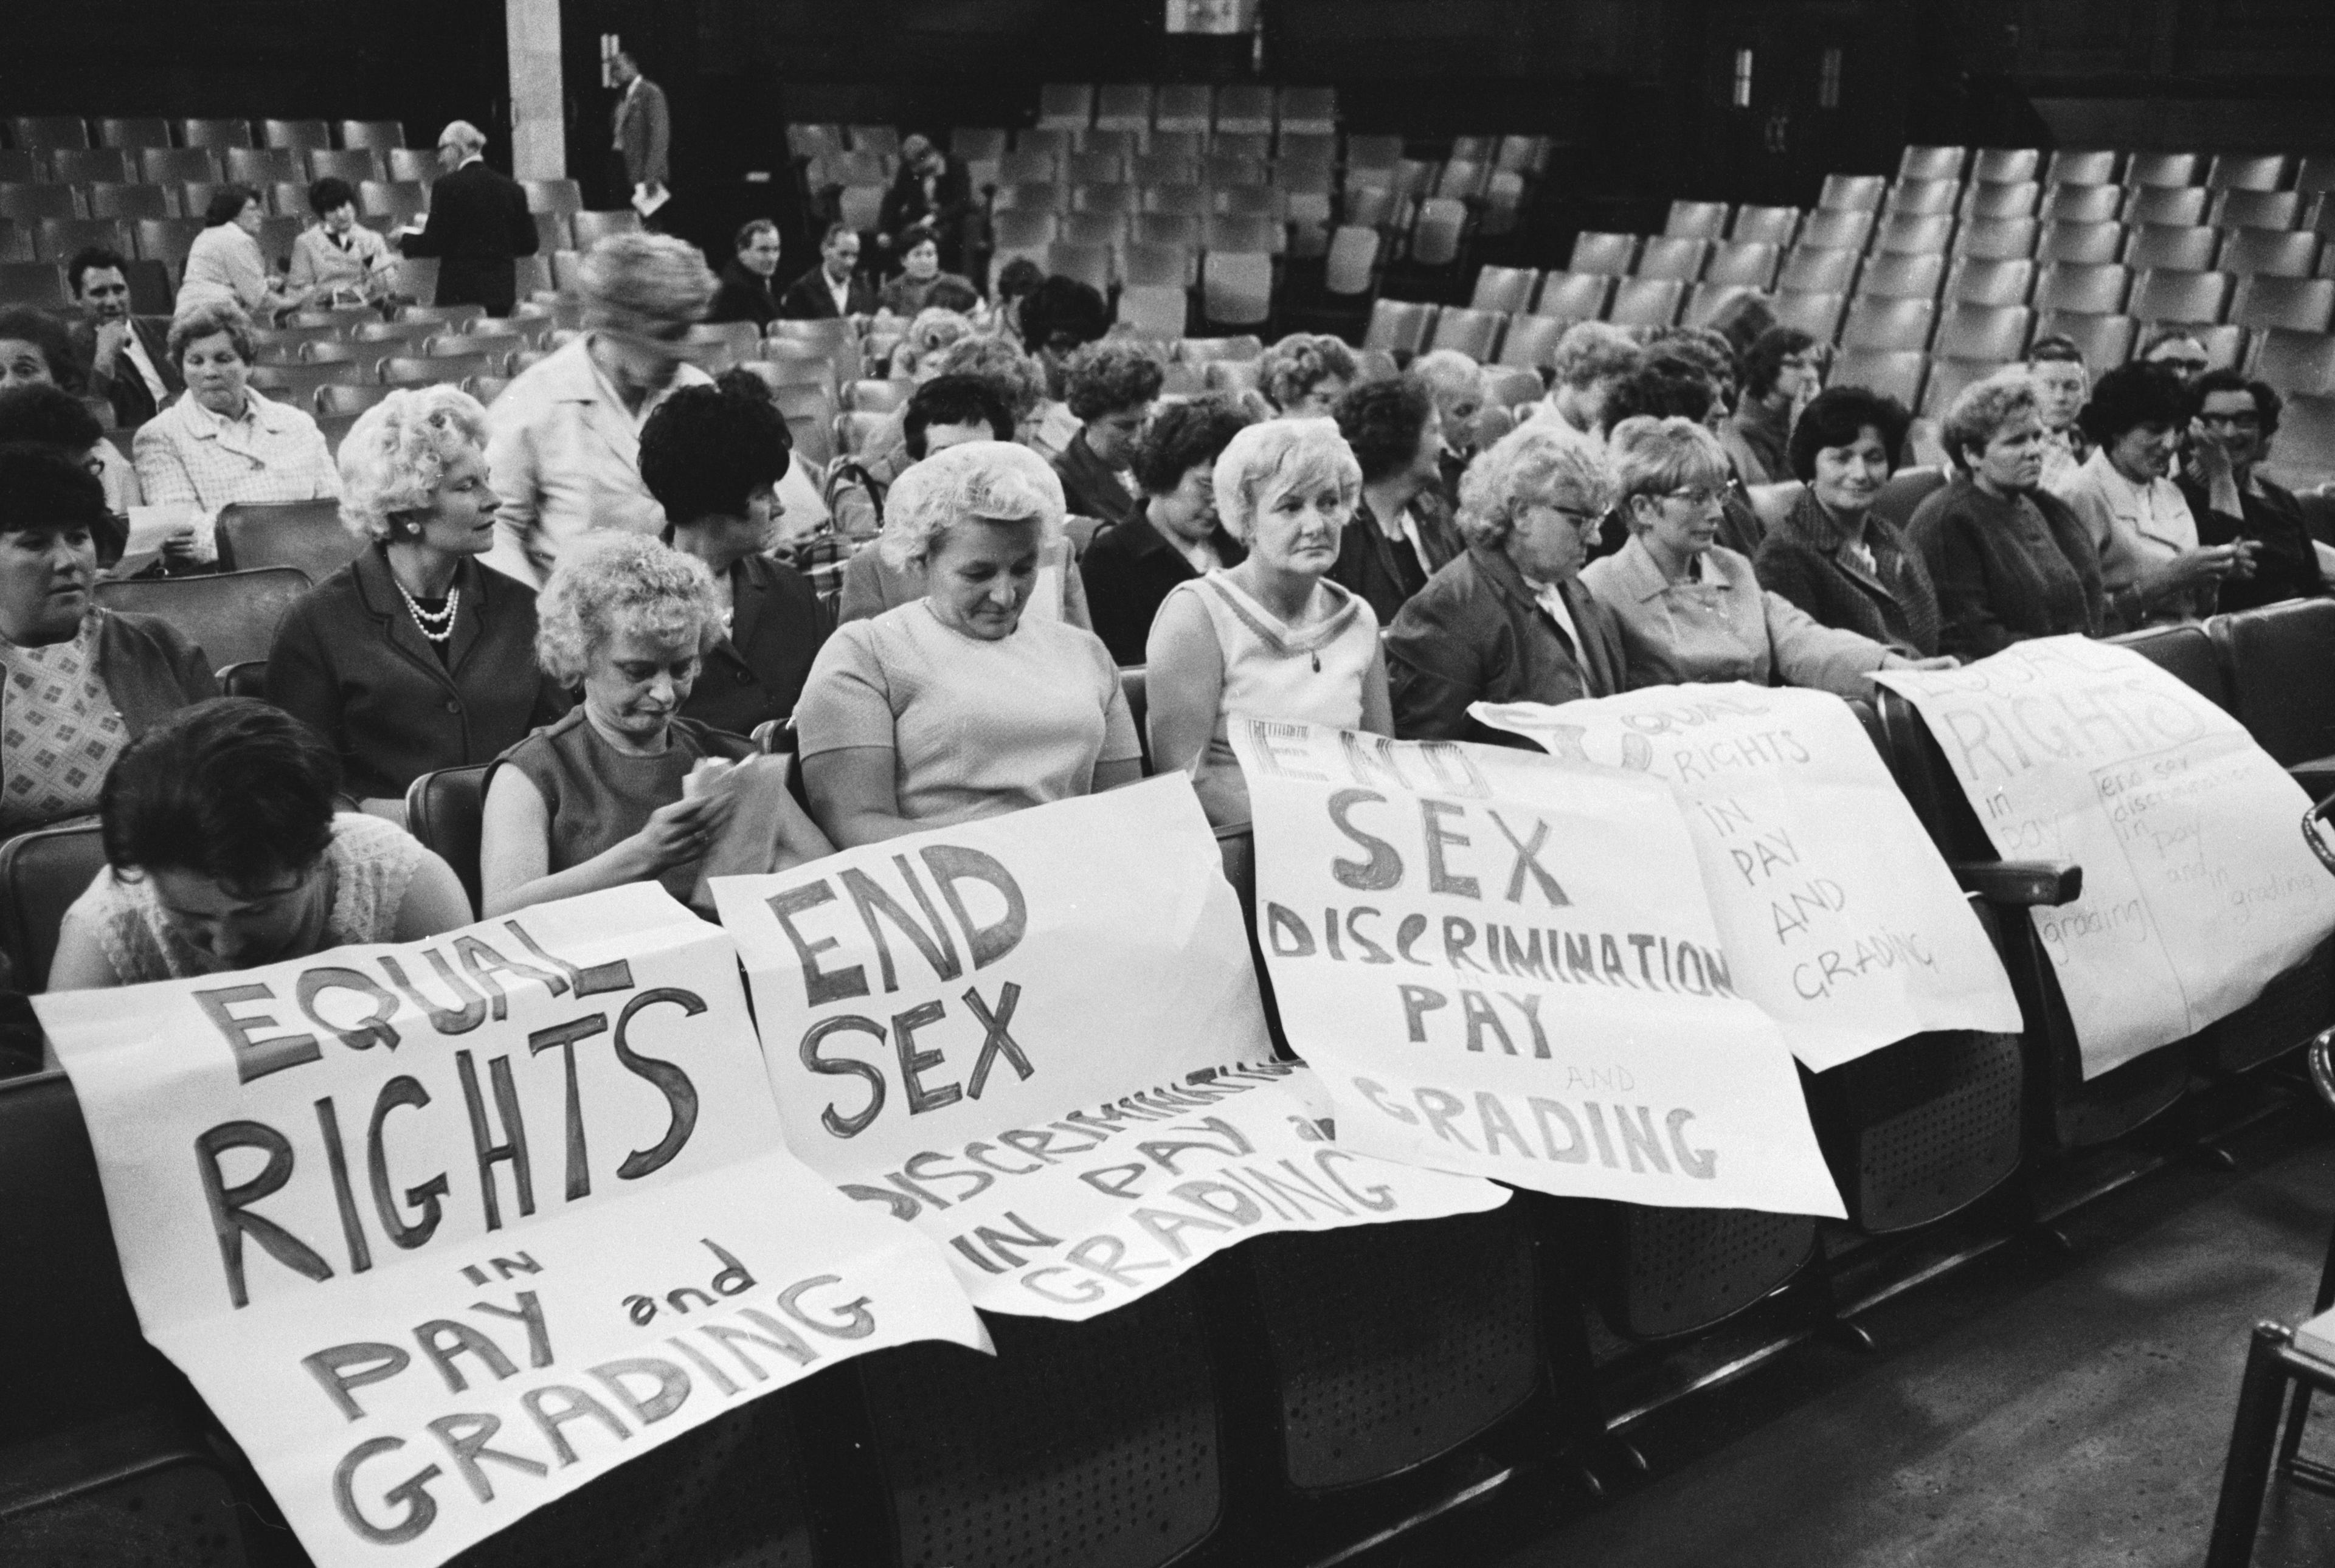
left=36, top=884, right=986, bottom=1568
left=1877, top=635, right=2335, bottom=1076
left=1231, top=720, right=1845, bottom=1218
left=1475, top=685, right=2021, bottom=1071
left=713, top=776, right=1509, bottom=1323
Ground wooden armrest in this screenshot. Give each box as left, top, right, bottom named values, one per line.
left=1953, top=860, right=2081, bottom=907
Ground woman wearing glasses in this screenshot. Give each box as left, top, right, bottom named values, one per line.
left=1384, top=421, right=1629, bottom=744
left=1583, top=416, right=1951, bottom=697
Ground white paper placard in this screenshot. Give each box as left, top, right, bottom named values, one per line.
left=1877, top=635, right=2335, bottom=1076
left=1475, top=684, right=2021, bottom=1071
left=713, top=776, right=1509, bottom=1322
left=1231, top=720, right=1846, bottom=1218
left=35, top=885, right=987, bottom=1568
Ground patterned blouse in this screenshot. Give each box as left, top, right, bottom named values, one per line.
left=0, top=619, right=128, bottom=832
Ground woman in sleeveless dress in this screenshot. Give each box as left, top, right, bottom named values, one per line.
left=49, top=699, right=473, bottom=989
left=1145, top=418, right=1393, bottom=831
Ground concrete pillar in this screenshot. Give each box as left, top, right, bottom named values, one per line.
left=506, top=0, right=566, bottom=180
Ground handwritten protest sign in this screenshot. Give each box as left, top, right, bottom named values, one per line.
left=36, top=885, right=986, bottom=1568
left=1878, top=636, right=2335, bottom=1076
left=1475, top=685, right=2020, bottom=1071
left=1231, top=720, right=1845, bottom=1218
left=713, top=776, right=1507, bottom=1322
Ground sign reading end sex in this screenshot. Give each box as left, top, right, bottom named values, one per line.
left=35, top=885, right=986, bottom=1568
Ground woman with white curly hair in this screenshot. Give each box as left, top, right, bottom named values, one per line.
left=483, top=232, right=720, bottom=584
left=268, top=387, right=569, bottom=812
left=795, top=440, right=1141, bottom=846
left=1145, top=418, right=1392, bottom=830
left=479, top=532, right=831, bottom=916
left=1383, top=421, right=1629, bottom=744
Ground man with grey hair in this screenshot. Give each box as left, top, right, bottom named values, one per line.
left=1413, top=347, right=1490, bottom=503
left=1534, top=322, right=1642, bottom=444
left=400, top=120, right=538, bottom=316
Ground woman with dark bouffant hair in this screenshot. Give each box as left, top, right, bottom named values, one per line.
left=48, top=698, right=471, bottom=988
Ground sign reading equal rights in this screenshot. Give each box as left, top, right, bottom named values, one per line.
left=36, top=885, right=986, bottom=1568
left=1475, top=684, right=2021, bottom=1072
left=1232, top=720, right=1844, bottom=1218
left=1878, top=635, right=2335, bottom=1077
left=714, top=775, right=1507, bottom=1323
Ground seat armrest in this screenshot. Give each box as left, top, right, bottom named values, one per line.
left=1953, top=860, right=2081, bottom=907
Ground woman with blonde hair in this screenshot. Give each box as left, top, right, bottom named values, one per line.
left=479, top=532, right=829, bottom=916
left=269, top=385, right=568, bottom=813
left=795, top=440, right=1140, bottom=846
left=1145, top=418, right=1392, bottom=829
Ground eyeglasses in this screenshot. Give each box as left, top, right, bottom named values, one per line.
left=2154, top=357, right=2209, bottom=375
left=2197, top=410, right=2261, bottom=429
left=1662, top=485, right=1730, bottom=508
left=1523, top=502, right=1605, bottom=532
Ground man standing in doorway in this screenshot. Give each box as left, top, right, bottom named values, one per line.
left=611, top=46, right=671, bottom=222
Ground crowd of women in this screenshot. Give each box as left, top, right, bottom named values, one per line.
left=0, top=221, right=2323, bottom=1006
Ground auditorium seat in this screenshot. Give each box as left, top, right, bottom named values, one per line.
left=1470, top=265, right=1540, bottom=315
left=2126, top=152, right=2201, bottom=189
left=1933, top=302, right=2034, bottom=362
left=1664, top=200, right=1731, bottom=240
left=0, top=827, right=106, bottom=993
left=571, top=209, right=642, bottom=248
left=0, top=261, right=69, bottom=308
left=1889, top=178, right=1960, bottom=218
left=1608, top=278, right=1684, bottom=328
left=1920, top=356, right=2003, bottom=418
left=215, top=500, right=365, bottom=580
left=224, top=146, right=299, bottom=186
left=94, top=567, right=310, bottom=670
left=0, top=226, right=32, bottom=266
left=2126, top=186, right=2209, bottom=229
left=1873, top=213, right=1957, bottom=255
left=80, top=183, right=168, bottom=222
left=1681, top=282, right=1758, bottom=329
left=1962, top=181, right=2041, bottom=221
left=94, top=116, right=171, bottom=151
left=1497, top=314, right=1568, bottom=371
left=1569, top=231, right=1638, bottom=277
left=48, top=147, right=127, bottom=184
left=2129, top=268, right=2233, bottom=326
left=1797, top=209, right=1873, bottom=251
left=35, top=219, right=128, bottom=264
left=1945, top=257, right=2034, bottom=306
left=1205, top=359, right=1261, bottom=396
left=1534, top=271, right=1613, bottom=323
left=1832, top=348, right=1928, bottom=408
left=1820, top=173, right=1887, bottom=212
left=1974, top=148, right=2042, bottom=184
left=1363, top=298, right=1436, bottom=359
left=307, top=148, right=381, bottom=185
left=1428, top=306, right=1503, bottom=359
left=0, top=184, right=79, bottom=223
left=1592, top=1203, right=1821, bottom=1341
left=0, top=151, right=42, bottom=185
left=2263, top=392, right=2335, bottom=488
left=2232, top=276, right=2335, bottom=334
left=316, top=382, right=394, bottom=417
left=2209, top=153, right=2292, bottom=193
left=2214, top=190, right=2303, bottom=232
left=1840, top=297, right=1935, bottom=353
left=1857, top=252, right=1945, bottom=300
left=2041, top=184, right=2125, bottom=225
left=1481, top=365, right=1543, bottom=409
left=1777, top=246, right=1859, bottom=294
left=1731, top=204, right=1801, bottom=245
left=2252, top=328, right=2335, bottom=395
left=2221, top=228, right=2321, bottom=278
left=1703, top=239, right=1781, bottom=288
left=2034, top=309, right=2138, bottom=367
left=1956, top=218, right=2039, bottom=260
left=2035, top=261, right=2131, bottom=316
left=6, top=116, right=92, bottom=152
left=1899, top=145, right=1968, bottom=182
left=1769, top=290, right=1847, bottom=342
left=1634, top=235, right=1710, bottom=281
left=2125, top=223, right=2221, bottom=272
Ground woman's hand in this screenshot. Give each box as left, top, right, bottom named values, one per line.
left=622, top=791, right=736, bottom=878
left=2145, top=545, right=2243, bottom=598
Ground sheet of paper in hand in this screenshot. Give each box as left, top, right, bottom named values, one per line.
left=712, top=775, right=1508, bottom=1323
left=1877, top=635, right=2335, bottom=1077
left=1474, top=685, right=2020, bottom=1072
left=1230, top=720, right=1845, bottom=1218
left=35, top=883, right=986, bottom=1568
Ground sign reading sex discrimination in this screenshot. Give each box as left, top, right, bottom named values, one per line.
left=1475, top=685, right=2021, bottom=1071
left=35, top=885, right=986, bottom=1568
left=713, top=776, right=1507, bottom=1323
left=1878, top=636, right=2335, bottom=1076
left=1231, top=720, right=1845, bottom=1218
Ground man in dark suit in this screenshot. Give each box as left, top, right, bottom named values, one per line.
left=67, top=248, right=179, bottom=429
left=398, top=121, right=538, bottom=318
left=877, top=134, right=977, bottom=275
left=778, top=223, right=879, bottom=320
left=610, top=47, right=671, bottom=211
left=707, top=219, right=783, bottom=330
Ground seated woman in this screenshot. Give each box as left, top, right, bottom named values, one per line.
left=0, top=308, right=140, bottom=513
left=267, top=387, right=568, bottom=811
left=1385, top=420, right=1628, bottom=744
left=1081, top=395, right=1255, bottom=665
left=1146, top=419, right=1392, bottom=831
left=286, top=176, right=396, bottom=308
left=0, top=443, right=216, bottom=837
left=479, top=533, right=831, bottom=917
left=1331, top=373, right=1465, bottom=622
left=2057, top=363, right=2247, bottom=630
left=796, top=440, right=1140, bottom=846
left=48, top=698, right=471, bottom=988
left=1257, top=333, right=1357, bottom=418
left=1906, top=371, right=2105, bottom=658
left=1015, top=277, right=1112, bottom=460
left=637, top=369, right=829, bottom=737
left=133, top=300, right=339, bottom=562
left=2028, top=334, right=2092, bottom=495
left=1051, top=340, right=1164, bottom=530
left=1754, top=385, right=1942, bottom=658
left=1581, top=417, right=1951, bottom=698
left=834, top=334, right=1050, bottom=527
left=876, top=236, right=975, bottom=319
left=176, top=187, right=301, bottom=320
left=2176, top=370, right=2325, bottom=615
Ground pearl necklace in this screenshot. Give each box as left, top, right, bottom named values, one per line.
left=395, top=580, right=460, bottom=644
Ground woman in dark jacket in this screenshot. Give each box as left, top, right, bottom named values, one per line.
left=268, top=388, right=567, bottom=811
left=1080, top=395, right=1254, bottom=665
left=1329, top=374, right=1465, bottom=623
left=639, top=370, right=829, bottom=741
left=1907, top=370, right=2105, bottom=658
left=0, top=443, right=215, bottom=834
left=1051, top=340, right=1164, bottom=531
left=1754, top=385, right=1942, bottom=658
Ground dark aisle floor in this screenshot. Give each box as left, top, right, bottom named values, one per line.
left=1360, top=1105, right=2335, bottom=1568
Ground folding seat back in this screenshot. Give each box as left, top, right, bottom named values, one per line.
left=1434, top=160, right=1489, bottom=201
left=1769, top=289, right=1847, bottom=342
left=2214, top=190, right=2302, bottom=232
left=35, top=219, right=130, bottom=264
left=8, top=116, right=91, bottom=151
left=213, top=498, right=367, bottom=584
left=1899, top=145, right=1968, bottom=182
left=177, top=117, right=252, bottom=150
left=2209, top=154, right=2291, bottom=193
left=1920, top=355, right=2004, bottom=417
left=95, top=117, right=171, bottom=150
left=2128, top=268, right=2232, bottom=326
left=1363, top=297, right=1436, bottom=357
left=1858, top=252, right=1944, bottom=300
left=1974, top=148, right=2042, bottom=184
left=1607, top=277, right=1684, bottom=329
left=2258, top=392, right=2335, bottom=490
left=1208, top=213, right=1285, bottom=257
left=1074, top=184, right=1141, bottom=216
left=1664, top=200, right=1731, bottom=240
left=2221, top=228, right=2320, bottom=279
left=1212, top=83, right=1273, bottom=134
left=2125, top=151, right=2199, bottom=189
left=1316, top=226, right=1375, bottom=297
left=0, top=261, right=67, bottom=308
left=1889, top=178, right=1959, bottom=216
left=1145, top=184, right=1209, bottom=217
left=2036, top=219, right=2125, bottom=267
left=517, top=175, right=583, bottom=215
left=1045, top=241, right=1113, bottom=294
left=131, top=216, right=204, bottom=273
left=1130, top=151, right=1197, bottom=185
left=1276, top=85, right=1340, bottom=134
left=2297, top=156, right=2335, bottom=196
left=2126, top=223, right=2219, bottom=272
left=1428, top=305, right=1503, bottom=359
left=0, top=226, right=32, bottom=267
left=1933, top=302, right=2033, bottom=362
left=1962, top=180, right=2040, bottom=220
left=2035, top=261, right=2131, bottom=316
left=1497, top=313, right=1567, bottom=371
left=1703, top=239, right=1780, bottom=288
left=1957, top=218, right=2039, bottom=260
left=2126, top=185, right=2207, bottom=227
left=259, top=118, right=331, bottom=153
left=0, top=150, right=40, bottom=183
left=1177, top=334, right=1265, bottom=367
left=2048, top=150, right=2120, bottom=188
left=1206, top=150, right=1268, bottom=187
left=1092, top=83, right=1152, bottom=132
left=1682, top=281, right=1758, bottom=329
left=1797, top=208, right=1872, bottom=250
left=93, top=566, right=311, bottom=668
left=1150, top=84, right=1212, bottom=134
left=224, top=147, right=299, bottom=185
left=2210, top=596, right=2335, bottom=776
left=386, top=147, right=437, bottom=184
left=1481, top=364, right=1545, bottom=408
left=2252, top=328, right=2335, bottom=395
left=1633, top=235, right=1709, bottom=281
left=1568, top=230, right=1637, bottom=276
left=1533, top=271, right=1613, bottom=323
left=1778, top=245, right=1859, bottom=295
left=1840, top=296, right=1935, bottom=352
left=0, top=184, right=80, bottom=223
left=950, top=126, right=1008, bottom=161
left=81, top=184, right=169, bottom=221
left=1200, top=250, right=1272, bottom=328
left=1946, top=257, right=2034, bottom=307
left=359, top=179, right=427, bottom=222
left=2041, top=182, right=2124, bottom=225
left=1819, top=173, right=1887, bottom=211
left=1469, top=265, right=1539, bottom=316
left=1036, top=83, right=1093, bottom=127
left=1830, top=348, right=1928, bottom=408
left=308, top=148, right=382, bottom=185
left=1873, top=213, right=1956, bottom=255
left=1057, top=209, right=1126, bottom=249
left=1594, top=1203, right=1821, bottom=1340
left=1276, top=132, right=1338, bottom=169
left=1731, top=204, right=1801, bottom=245
left=2034, top=309, right=2137, bottom=368
left=0, top=829, right=107, bottom=993
left=1216, top=185, right=1287, bottom=221
left=49, top=147, right=128, bottom=184
left=1116, top=282, right=1188, bottom=340
left=2232, top=277, right=2335, bottom=334
left=1064, top=151, right=1122, bottom=184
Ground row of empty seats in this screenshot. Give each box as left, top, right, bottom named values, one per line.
left=1036, top=80, right=1339, bottom=136
left=0, top=145, right=438, bottom=190
left=1, top=114, right=406, bottom=155
left=1888, top=146, right=2335, bottom=194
